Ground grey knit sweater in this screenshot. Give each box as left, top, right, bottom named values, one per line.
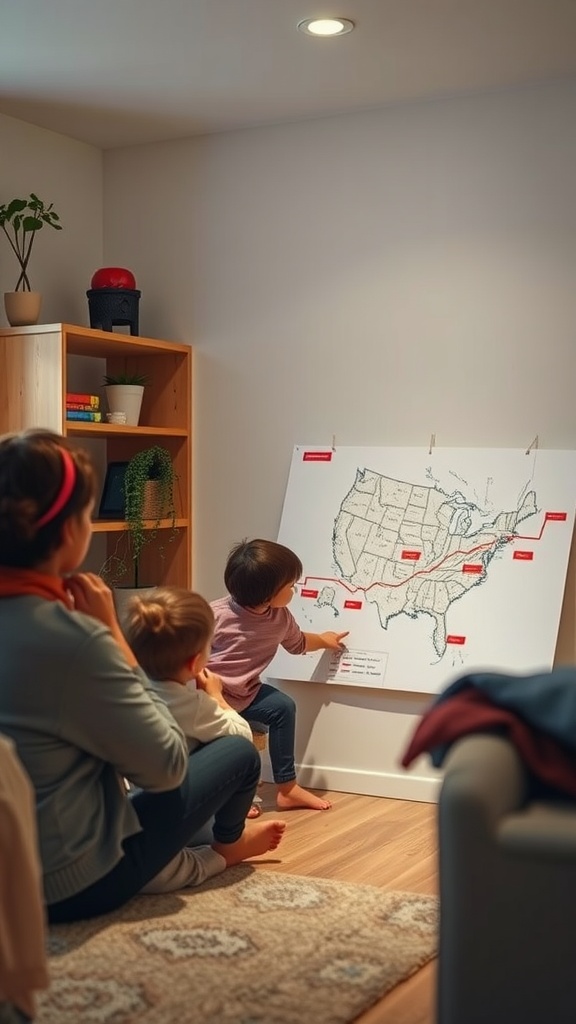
left=0, top=595, right=188, bottom=904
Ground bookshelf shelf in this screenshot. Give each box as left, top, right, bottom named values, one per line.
left=65, top=424, right=189, bottom=439
left=91, top=518, right=189, bottom=533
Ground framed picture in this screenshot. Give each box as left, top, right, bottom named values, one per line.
left=98, top=461, right=129, bottom=519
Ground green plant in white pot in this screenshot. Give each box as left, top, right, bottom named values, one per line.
left=103, top=370, right=150, bottom=426
left=0, top=193, right=62, bottom=326
left=100, top=446, right=178, bottom=595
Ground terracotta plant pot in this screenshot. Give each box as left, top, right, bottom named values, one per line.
left=4, top=291, right=42, bottom=327
left=141, top=479, right=171, bottom=520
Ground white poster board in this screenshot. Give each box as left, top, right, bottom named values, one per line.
left=265, top=445, right=576, bottom=694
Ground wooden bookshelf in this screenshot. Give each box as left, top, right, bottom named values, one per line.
left=0, top=322, right=192, bottom=588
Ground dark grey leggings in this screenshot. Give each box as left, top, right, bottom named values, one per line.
left=242, top=683, right=297, bottom=784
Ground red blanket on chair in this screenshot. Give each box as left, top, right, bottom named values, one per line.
left=401, top=687, right=576, bottom=798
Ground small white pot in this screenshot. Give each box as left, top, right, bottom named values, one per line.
left=104, top=384, right=144, bottom=426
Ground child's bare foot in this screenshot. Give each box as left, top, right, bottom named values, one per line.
left=213, top=820, right=286, bottom=866
left=246, top=803, right=262, bottom=819
left=276, top=782, right=332, bottom=810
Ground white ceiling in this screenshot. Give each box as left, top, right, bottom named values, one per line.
left=1, top=0, right=576, bottom=150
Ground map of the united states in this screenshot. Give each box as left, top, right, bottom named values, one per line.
left=332, top=467, right=537, bottom=656
left=266, top=446, right=576, bottom=692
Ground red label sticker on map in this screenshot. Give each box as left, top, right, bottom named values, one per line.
left=446, top=635, right=466, bottom=645
left=401, top=550, right=421, bottom=561
left=462, top=564, right=483, bottom=574
left=302, top=451, right=333, bottom=462
left=301, top=589, right=319, bottom=598
left=513, top=551, right=534, bottom=560
left=545, top=512, right=568, bottom=521
left=343, top=600, right=363, bottom=610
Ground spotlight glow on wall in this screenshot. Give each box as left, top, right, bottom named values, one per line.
left=297, top=18, right=355, bottom=36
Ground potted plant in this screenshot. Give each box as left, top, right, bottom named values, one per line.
left=0, top=193, right=62, bottom=326
left=103, top=370, right=150, bottom=425
left=100, top=445, right=178, bottom=598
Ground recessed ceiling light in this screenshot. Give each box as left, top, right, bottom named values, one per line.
left=297, top=18, right=355, bottom=37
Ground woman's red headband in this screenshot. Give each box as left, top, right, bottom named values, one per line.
left=37, top=447, right=77, bottom=528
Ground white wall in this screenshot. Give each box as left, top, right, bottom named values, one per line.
left=0, top=114, right=103, bottom=325
left=100, top=80, right=576, bottom=800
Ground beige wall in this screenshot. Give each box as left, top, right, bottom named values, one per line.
left=5, top=80, right=576, bottom=799
left=0, top=113, right=103, bottom=325
left=101, top=81, right=576, bottom=799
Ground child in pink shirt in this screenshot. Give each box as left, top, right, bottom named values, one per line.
left=208, top=539, right=348, bottom=812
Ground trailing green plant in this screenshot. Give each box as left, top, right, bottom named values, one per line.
left=99, top=446, right=178, bottom=588
left=103, top=371, right=150, bottom=386
left=0, top=193, right=62, bottom=291
left=99, top=534, right=134, bottom=590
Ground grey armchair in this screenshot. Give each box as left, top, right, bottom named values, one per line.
left=437, top=733, right=576, bottom=1024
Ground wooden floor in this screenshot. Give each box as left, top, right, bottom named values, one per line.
left=253, top=784, right=438, bottom=1024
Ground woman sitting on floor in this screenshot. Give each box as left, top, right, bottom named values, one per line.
left=0, top=429, right=285, bottom=923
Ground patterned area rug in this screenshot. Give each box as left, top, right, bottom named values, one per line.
left=37, top=867, right=438, bottom=1024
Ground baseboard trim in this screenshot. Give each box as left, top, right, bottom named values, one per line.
left=260, top=760, right=441, bottom=803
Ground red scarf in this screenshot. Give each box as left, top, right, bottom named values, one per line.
left=0, top=568, right=73, bottom=607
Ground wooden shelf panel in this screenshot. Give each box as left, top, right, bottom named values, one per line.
left=0, top=322, right=190, bottom=357
left=65, top=424, right=188, bottom=439
left=92, top=518, right=189, bottom=533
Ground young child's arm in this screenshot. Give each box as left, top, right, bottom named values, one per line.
left=196, top=669, right=237, bottom=712
left=302, top=631, right=349, bottom=652
left=192, top=670, right=253, bottom=744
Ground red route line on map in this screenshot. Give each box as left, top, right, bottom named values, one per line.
left=299, top=515, right=561, bottom=595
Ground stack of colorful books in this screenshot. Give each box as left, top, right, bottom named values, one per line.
left=65, top=392, right=102, bottom=423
